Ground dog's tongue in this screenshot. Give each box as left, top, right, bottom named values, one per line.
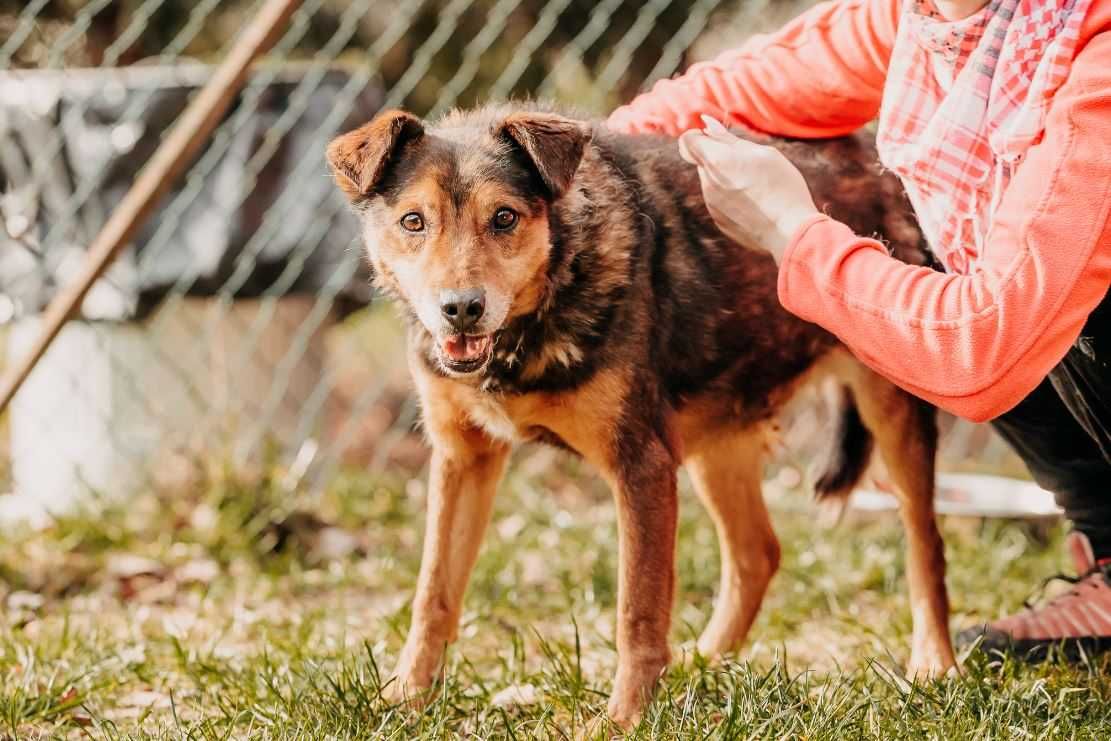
left=442, top=334, right=491, bottom=361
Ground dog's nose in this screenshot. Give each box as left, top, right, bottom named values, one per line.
left=439, top=288, right=486, bottom=332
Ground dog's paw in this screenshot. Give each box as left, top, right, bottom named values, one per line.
left=606, top=658, right=667, bottom=730
left=605, top=698, right=643, bottom=733
left=382, top=662, right=439, bottom=708
left=695, top=628, right=740, bottom=660
left=577, top=712, right=621, bottom=740
left=381, top=678, right=404, bottom=704
left=906, top=652, right=959, bottom=681
left=384, top=635, right=448, bottom=705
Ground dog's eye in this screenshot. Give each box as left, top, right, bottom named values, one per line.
left=400, top=212, right=424, bottom=232
left=491, top=207, right=518, bottom=232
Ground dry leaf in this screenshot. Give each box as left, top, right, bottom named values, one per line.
left=7, top=591, right=44, bottom=611
left=489, top=683, right=540, bottom=708
left=118, top=690, right=172, bottom=709
left=107, top=554, right=164, bottom=579
left=312, top=527, right=362, bottom=561
left=176, top=558, right=220, bottom=584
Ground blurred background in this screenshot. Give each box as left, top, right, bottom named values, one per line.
left=0, top=4, right=1078, bottom=737
left=0, top=0, right=1028, bottom=521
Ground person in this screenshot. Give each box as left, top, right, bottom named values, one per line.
left=608, top=0, right=1111, bottom=658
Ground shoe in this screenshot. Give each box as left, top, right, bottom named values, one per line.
left=955, top=531, right=1111, bottom=662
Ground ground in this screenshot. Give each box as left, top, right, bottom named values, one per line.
left=1, top=455, right=1110, bottom=740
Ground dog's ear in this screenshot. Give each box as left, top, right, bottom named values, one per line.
left=498, top=113, right=590, bottom=199
left=327, top=110, right=424, bottom=200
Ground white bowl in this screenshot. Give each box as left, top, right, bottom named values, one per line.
left=851, top=473, right=1061, bottom=518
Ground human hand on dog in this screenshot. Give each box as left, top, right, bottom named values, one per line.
left=678, top=115, right=819, bottom=263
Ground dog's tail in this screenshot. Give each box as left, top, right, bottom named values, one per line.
left=812, top=385, right=873, bottom=523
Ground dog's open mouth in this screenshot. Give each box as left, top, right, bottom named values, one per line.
left=439, top=333, right=493, bottom=374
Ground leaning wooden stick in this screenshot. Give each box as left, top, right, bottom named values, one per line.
left=0, top=0, right=303, bottom=414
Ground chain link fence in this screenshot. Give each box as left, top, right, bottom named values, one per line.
left=0, top=0, right=1026, bottom=519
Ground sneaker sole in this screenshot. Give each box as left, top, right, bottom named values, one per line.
left=957, top=626, right=1111, bottom=663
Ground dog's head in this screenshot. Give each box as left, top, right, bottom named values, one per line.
left=327, top=108, right=590, bottom=377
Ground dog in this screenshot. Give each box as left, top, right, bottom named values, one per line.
left=326, top=104, right=956, bottom=726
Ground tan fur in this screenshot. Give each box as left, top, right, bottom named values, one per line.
left=392, top=361, right=511, bottom=696
left=684, top=427, right=779, bottom=657
left=839, top=358, right=955, bottom=674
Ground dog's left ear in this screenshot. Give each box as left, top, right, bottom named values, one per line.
left=498, top=113, right=590, bottom=199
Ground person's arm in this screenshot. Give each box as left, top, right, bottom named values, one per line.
left=777, top=32, right=1111, bottom=422
left=608, top=0, right=900, bottom=138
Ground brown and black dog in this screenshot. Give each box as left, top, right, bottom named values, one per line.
left=327, top=104, right=956, bottom=726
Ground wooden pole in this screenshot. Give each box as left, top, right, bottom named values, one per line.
left=0, top=0, right=303, bottom=414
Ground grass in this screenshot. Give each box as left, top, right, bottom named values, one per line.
left=1, top=454, right=1109, bottom=739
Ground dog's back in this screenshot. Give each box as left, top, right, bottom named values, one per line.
left=576, top=128, right=852, bottom=416
left=581, top=125, right=939, bottom=498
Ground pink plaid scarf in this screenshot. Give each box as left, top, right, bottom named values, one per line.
left=877, top=0, right=1092, bottom=274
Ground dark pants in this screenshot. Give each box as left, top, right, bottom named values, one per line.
left=991, top=291, right=1111, bottom=556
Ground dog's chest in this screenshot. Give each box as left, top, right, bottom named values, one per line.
left=466, top=393, right=520, bottom=443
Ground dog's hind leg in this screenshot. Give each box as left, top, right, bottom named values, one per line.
left=846, top=362, right=956, bottom=677
left=685, top=427, right=780, bottom=658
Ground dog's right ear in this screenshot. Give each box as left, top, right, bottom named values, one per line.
left=326, top=110, right=424, bottom=200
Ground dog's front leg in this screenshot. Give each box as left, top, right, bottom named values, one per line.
left=603, top=432, right=679, bottom=728
left=391, top=425, right=510, bottom=703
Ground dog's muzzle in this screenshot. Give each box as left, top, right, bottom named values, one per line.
left=436, top=288, right=493, bottom=373
left=440, top=288, right=486, bottom=333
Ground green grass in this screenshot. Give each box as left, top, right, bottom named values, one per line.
left=1, top=456, right=1108, bottom=739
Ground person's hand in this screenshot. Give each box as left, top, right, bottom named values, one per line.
left=678, top=115, right=820, bottom=263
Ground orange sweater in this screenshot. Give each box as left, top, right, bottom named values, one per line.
left=609, top=0, right=1111, bottom=422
